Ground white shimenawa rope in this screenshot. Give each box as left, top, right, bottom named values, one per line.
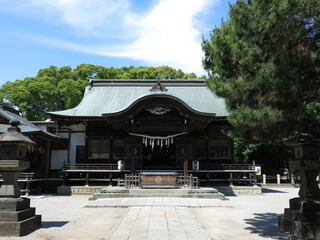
left=129, top=132, right=188, bottom=149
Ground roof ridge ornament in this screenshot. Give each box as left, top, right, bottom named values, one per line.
left=150, top=79, right=168, bottom=92
left=145, top=105, right=172, bottom=115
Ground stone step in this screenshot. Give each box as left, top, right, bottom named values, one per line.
left=129, top=189, right=190, bottom=195
left=93, top=193, right=130, bottom=199
left=93, top=187, right=225, bottom=200
left=100, top=188, right=129, bottom=194
left=94, top=193, right=224, bottom=199
left=189, top=188, right=220, bottom=194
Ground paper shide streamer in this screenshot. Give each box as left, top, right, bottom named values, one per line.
left=129, top=132, right=187, bottom=149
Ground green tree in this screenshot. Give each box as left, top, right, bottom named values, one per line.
left=0, top=65, right=88, bottom=120
left=202, top=0, right=320, bottom=143
left=233, top=137, right=294, bottom=174
left=0, top=65, right=198, bottom=120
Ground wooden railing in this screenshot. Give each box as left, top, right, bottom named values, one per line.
left=192, top=164, right=259, bottom=186
left=124, top=174, right=140, bottom=188
left=62, top=163, right=126, bottom=186
left=61, top=163, right=259, bottom=187
left=199, top=164, right=257, bottom=170
left=65, top=163, right=118, bottom=170
left=123, top=174, right=199, bottom=189
left=177, top=174, right=199, bottom=189
left=0, top=173, right=62, bottom=195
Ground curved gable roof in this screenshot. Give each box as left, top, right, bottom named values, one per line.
left=48, top=80, right=229, bottom=118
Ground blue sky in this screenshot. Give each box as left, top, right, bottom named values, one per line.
left=0, top=0, right=236, bottom=86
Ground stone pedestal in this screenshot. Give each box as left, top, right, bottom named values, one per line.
left=279, top=133, right=320, bottom=239
left=0, top=197, right=41, bottom=236
left=279, top=165, right=320, bottom=239
left=279, top=198, right=320, bottom=239
left=0, top=119, right=42, bottom=236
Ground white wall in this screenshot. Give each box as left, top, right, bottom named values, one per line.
left=66, top=124, right=86, bottom=132
left=69, top=132, right=86, bottom=165
left=51, top=150, right=68, bottom=169
left=51, top=123, right=86, bottom=167
left=56, top=132, right=69, bottom=139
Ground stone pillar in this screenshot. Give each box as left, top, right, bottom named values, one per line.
left=0, top=119, right=41, bottom=236
left=262, top=174, right=266, bottom=184
left=277, top=174, right=281, bottom=184
left=278, top=133, right=320, bottom=239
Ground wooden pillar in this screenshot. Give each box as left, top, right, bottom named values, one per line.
left=130, top=146, right=136, bottom=176
left=230, top=138, right=235, bottom=163
left=183, top=145, right=188, bottom=177
left=45, top=140, right=51, bottom=178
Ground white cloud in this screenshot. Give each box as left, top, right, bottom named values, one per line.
left=118, top=0, right=214, bottom=74
left=14, top=0, right=219, bottom=75
left=33, top=0, right=131, bottom=36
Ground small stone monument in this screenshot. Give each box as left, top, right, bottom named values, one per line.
left=0, top=119, right=41, bottom=236
left=279, top=133, right=320, bottom=239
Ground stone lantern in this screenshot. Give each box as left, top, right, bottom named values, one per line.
left=0, top=119, right=41, bottom=236
left=279, top=133, right=320, bottom=239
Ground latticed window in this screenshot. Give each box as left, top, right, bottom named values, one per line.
left=113, top=139, right=125, bottom=159
left=88, top=139, right=110, bottom=159
left=193, top=139, right=207, bottom=159
left=209, top=140, right=231, bottom=159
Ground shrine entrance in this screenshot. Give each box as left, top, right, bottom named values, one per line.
left=143, top=143, right=177, bottom=169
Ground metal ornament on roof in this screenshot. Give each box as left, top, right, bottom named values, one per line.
left=145, top=106, right=172, bottom=115
left=130, top=132, right=187, bottom=149
left=149, top=80, right=168, bottom=92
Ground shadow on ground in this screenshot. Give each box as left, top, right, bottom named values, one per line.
left=214, top=186, right=236, bottom=196
left=41, top=221, right=69, bottom=228
left=244, top=213, right=311, bottom=240
left=262, top=188, right=288, bottom=194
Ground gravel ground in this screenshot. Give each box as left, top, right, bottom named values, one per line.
left=0, top=187, right=303, bottom=240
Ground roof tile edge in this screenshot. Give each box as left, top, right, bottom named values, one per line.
left=89, top=79, right=206, bottom=88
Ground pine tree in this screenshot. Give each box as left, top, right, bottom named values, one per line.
left=202, top=0, right=320, bottom=142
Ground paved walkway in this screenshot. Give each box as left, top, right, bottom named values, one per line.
left=106, top=206, right=211, bottom=240
left=86, top=197, right=231, bottom=208
left=0, top=188, right=302, bottom=240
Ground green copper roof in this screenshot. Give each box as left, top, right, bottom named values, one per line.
left=49, top=80, right=229, bottom=117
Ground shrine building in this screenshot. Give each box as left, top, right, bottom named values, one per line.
left=46, top=79, right=233, bottom=179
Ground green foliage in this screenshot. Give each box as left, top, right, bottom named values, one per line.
left=202, top=0, right=320, bottom=143
left=0, top=65, right=198, bottom=120
left=234, top=137, right=294, bottom=173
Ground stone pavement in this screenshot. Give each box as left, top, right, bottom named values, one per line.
left=106, top=206, right=211, bottom=240
left=0, top=188, right=305, bottom=240
left=88, top=198, right=230, bottom=240
left=86, top=197, right=231, bottom=208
